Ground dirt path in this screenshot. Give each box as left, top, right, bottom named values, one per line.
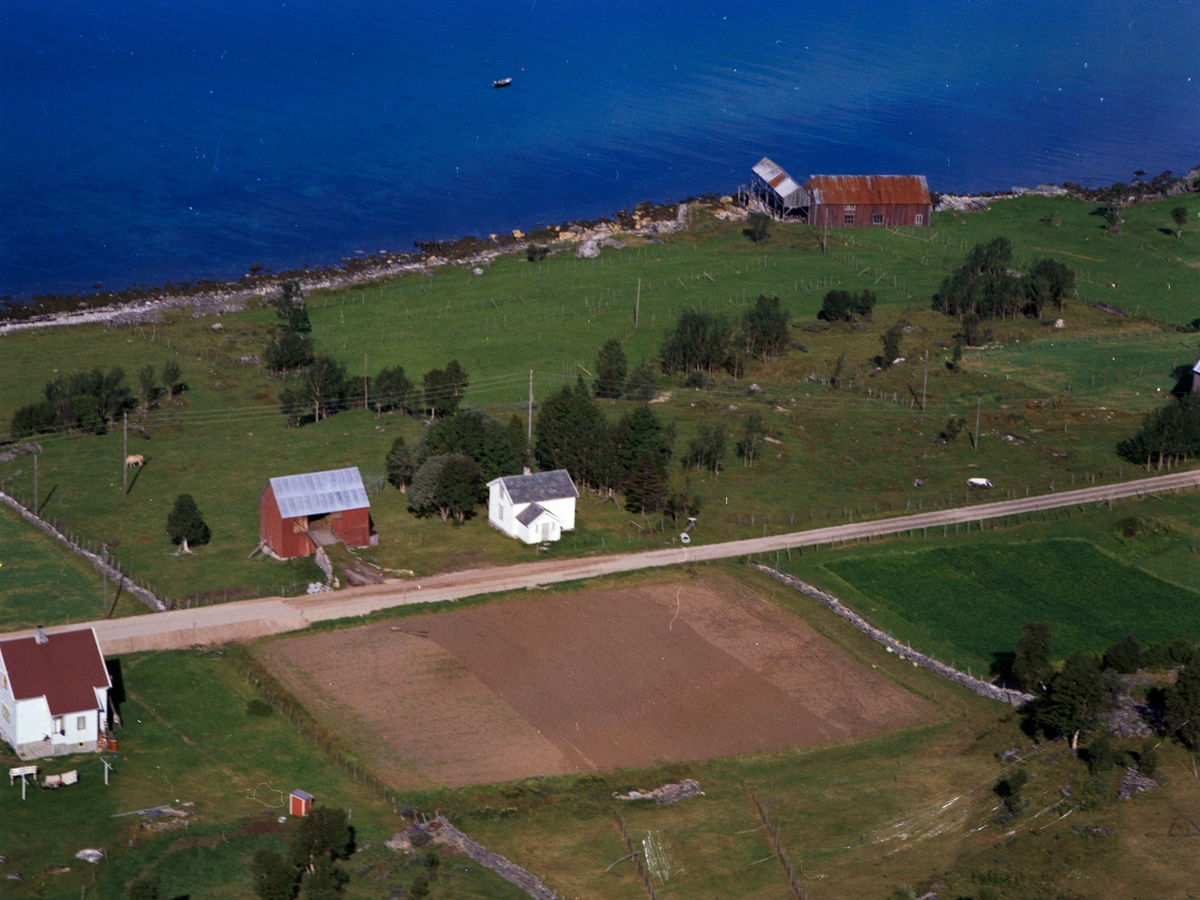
left=18, top=469, right=1199, bottom=653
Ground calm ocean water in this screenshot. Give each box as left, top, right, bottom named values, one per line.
left=2, top=0, right=1196, bottom=298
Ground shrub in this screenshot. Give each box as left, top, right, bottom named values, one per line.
left=1103, top=633, right=1143, bottom=673
left=247, top=699, right=274, bottom=717
left=742, top=212, right=771, bottom=243
left=818, top=289, right=875, bottom=323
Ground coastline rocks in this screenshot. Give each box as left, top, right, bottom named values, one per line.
left=575, top=240, right=601, bottom=259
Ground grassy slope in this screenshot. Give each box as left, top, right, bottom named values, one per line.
left=0, top=196, right=1195, bottom=613
left=0, top=502, right=111, bottom=628
left=0, top=648, right=525, bottom=900
left=780, top=491, right=1200, bottom=673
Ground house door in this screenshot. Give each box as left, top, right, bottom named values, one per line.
left=542, top=523, right=551, bottom=541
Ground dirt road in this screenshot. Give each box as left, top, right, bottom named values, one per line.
left=21, top=469, right=1199, bottom=654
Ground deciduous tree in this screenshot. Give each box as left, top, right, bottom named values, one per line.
left=1013, top=622, right=1053, bottom=693
left=1032, top=651, right=1106, bottom=749
left=385, top=436, right=417, bottom=493
left=1171, top=205, right=1189, bottom=239
left=742, top=294, right=790, bottom=362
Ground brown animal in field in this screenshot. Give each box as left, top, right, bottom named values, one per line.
left=124, top=454, right=144, bottom=468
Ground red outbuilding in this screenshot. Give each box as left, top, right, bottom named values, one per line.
left=290, top=789, right=313, bottom=817
left=801, top=175, right=932, bottom=228
left=259, top=467, right=372, bottom=560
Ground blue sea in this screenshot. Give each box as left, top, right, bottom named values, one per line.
left=2, top=0, right=1197, bottom=299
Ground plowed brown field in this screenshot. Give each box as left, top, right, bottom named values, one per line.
left=257, top=576, right=934, bottom=788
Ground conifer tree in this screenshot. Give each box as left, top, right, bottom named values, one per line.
left=623, top=448, right=668, bottom=515
left=594, top=338, right=628, bottom=398
left=167, top=494, right=211, bottom=555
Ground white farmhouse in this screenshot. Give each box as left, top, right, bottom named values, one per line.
left=487, top=469, right=578, bottom=544
left=0, top=626, right=111, bottom=760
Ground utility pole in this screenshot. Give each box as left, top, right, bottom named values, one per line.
left=974, top=395, right=982, bottom=451
left=527, top=370, right=534, bottom=448
left=634, top=279, right=641, bottom=328
left=122, top=412, right=128, bottom=496
left=33, top=453, right=38, bottom=514
left=363, top=353, right=369, bottom=410
left=921, top=350, right=929, bottom=412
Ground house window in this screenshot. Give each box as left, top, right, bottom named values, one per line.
left=844, top=203, right=856, bottom=211
left=1, top=673, right=6, bottom=690
left=843, top=214, right=854, bottom=226
left=76, top=715, right=87, bottom=731
left=915, top=213, right=924, bottom=225
left=1, top=703, right=9, bottom=723
left=872, top=213, right=884, bottom=225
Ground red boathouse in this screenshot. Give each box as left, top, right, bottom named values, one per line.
left=802, top=175, right=932, bottom=228
left=259, top=467, right=371, bottom=559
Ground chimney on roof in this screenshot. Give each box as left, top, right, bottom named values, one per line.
left=523, top=466, right=531, bottom=475
left=35, top=625, right=48, bottom=645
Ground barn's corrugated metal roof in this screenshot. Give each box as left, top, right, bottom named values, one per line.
left=489, top=469, right=578, bottom=504
left=516, top=502, right=554, bottom=526
left=0, top=628, right=110, bottom=715
left=752, top=157, right=803, bottom=204
left=805, top=175, right=930, bottom=206
left=269, top=467, right=369, bottom=519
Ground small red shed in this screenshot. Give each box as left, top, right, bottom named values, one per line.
left=290, top=789, right=313, bottom=817
left=802, top=175, right=932, bottom=228
left=259, top=467, right=372, bottom=560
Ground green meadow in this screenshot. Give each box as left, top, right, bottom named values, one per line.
left=0, top=195, right=1196, bottom=611
left=781, top=491, right=1200, bottom=674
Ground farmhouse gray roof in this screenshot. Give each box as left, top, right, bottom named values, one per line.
left=490, top=469, right=578, bottom=504
left=268, top=467, right=369, bottom=519
left=516, top=502, right=555, bottom=526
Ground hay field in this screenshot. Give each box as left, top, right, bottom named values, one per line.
left=256, top=576, right=934, bottom=788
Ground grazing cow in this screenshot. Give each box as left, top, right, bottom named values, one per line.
left=124, top=454, right=144, bottom=468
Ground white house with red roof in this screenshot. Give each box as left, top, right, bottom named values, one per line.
left=0, top=626, right=111, bottom=760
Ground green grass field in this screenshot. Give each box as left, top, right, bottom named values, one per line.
left=0, top=502, right=113, bottom=629
left=0, top=195, right=1196, bottom=608
left=780, top=491, right=1200, bottom=674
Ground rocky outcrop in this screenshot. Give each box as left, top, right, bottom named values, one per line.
left=575, top=240, right=601, bottom=259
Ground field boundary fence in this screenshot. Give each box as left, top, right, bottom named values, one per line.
left=0, top=486, right=165, bottom=613
left=613, top=811, right=659, bottom=900
left=751, top=564, right=1034, bottom=706
left=745, top=784, right=808, bottom=900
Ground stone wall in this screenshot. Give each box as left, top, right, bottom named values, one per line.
left=752, top=564, right=1033, bottom=707
left=0, top=489, right=165, bottom=613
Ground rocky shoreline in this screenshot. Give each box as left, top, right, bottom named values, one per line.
left=3, top=166, right=1195, bottom=336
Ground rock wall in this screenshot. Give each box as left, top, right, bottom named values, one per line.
left=751, top=564, right=1033, bottom=707
left=0, top=489, right=166, bottom=613
left=425, top=816, right=558, bottom=900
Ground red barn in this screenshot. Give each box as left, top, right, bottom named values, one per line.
left=802, top=175, right=931, bottom=228
left=259, top=467, right=371, bottom=560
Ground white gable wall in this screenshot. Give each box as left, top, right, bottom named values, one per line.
left=487, top=480, right=575, bottom=542
left=0, top=661, right=106, bottom=760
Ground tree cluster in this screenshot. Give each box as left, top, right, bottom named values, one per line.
left=264, top=282, right=315, bottom=374
left=931, top=237, right=1075, bottom=321
left=534, top=379, right=675, bottom=511
left=1117, top=392, right=1200, bottom=471
left=11, top=367, right=138, bottom=437
left=593, top=339, right=659, bottom=402
left=1015, top=623, right=1200, bottom=752
left=659, top=296, right=791, bottom=377
left=817, top=289, right=876, bottom=323
left=249, top=806, right=354, bottom=900
left=386, top=409, right=525, bottom=521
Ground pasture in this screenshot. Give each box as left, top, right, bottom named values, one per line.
left=781, top=491, right=1200, bottom=674
left=0, top=196, right=1196, bottom=605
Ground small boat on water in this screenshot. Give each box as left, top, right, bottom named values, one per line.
left=493, top=78, right=512, bottom=89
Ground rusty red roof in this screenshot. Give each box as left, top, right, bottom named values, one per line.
left=0, top=628, right=110, bottom=715
left=805, top=175, right=930, bottom=206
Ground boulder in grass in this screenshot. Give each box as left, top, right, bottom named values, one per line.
left=575, top=240, right=600, bottom=259
left=614, top=779, right=704, bottom=806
